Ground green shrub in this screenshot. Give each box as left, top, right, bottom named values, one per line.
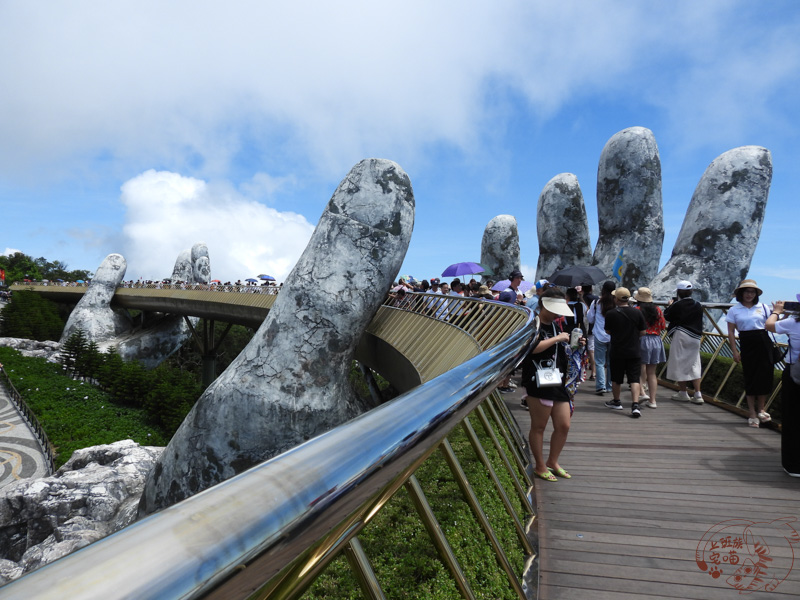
left=0, top=347, right=169, bottom=467
left=0, top=290, right=65, bottom=341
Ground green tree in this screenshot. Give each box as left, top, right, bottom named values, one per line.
left=0, top=290, right=65, bottom=340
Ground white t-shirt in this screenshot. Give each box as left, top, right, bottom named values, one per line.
left=587, top=300, right=611, bottom=344
left=775, top=317, right=800, bottom=364
left=726, top=303, right=769, bottom=331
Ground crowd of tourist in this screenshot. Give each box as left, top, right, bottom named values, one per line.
left=386, top=271, right=799, bottom=481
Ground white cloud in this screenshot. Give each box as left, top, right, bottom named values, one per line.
left=2, top=248, right=22, bottom=257
left=3, top=1, right=793, bottom=183
left=119, top=170, right=314, bottom=282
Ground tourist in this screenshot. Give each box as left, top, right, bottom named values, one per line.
left=766, top=295, right=800, bottom=477
left=564, top=287, right=587, bottom=335
left=603, top=287, right=647, bottom=417
left=497, top=270, right=525, bottom=393
left=524, top=279, right=550, bottom=314
left=633, top=287, right=666, bottom=408
left=664, top=280, right=704, bottom=405
left=587, top=281, right=615, bottom=396
left=582, top=284, right=599, bottom=380
left=726, top=279, right=773, bottom=427
left=520, top=288, right=578, bottom=482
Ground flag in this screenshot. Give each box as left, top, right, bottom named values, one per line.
left=0, top=269, right=5, bottom=282
left=612, top=248, right=624, bottom=282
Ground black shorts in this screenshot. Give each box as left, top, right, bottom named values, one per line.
left=610, top=355, right=641, bottom=385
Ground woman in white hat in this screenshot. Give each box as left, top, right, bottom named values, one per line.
left=726, top=279, right=772, bottom=427
left=520, top=288, right=583, bottom=482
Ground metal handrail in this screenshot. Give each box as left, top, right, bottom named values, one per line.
left=0, top=367, right=56, bottom=475
left=0, top=300, right=537, bottom=599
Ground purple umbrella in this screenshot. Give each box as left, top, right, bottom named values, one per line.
left=491, top=279, right=534, bottom=293
left=441, top=262, right=484, bottom=277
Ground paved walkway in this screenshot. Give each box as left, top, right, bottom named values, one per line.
left=504, top=379, right=800, bottom=599
left=0, top=383, right=51, bottom=489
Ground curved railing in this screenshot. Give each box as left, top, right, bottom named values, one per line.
left=0, top=294, right=538, bottom=599
left=0, top=367, right=56, bottom=475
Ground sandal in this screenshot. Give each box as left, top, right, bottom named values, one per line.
left=548, top=466, right=571, bottom=479
left=748, top=418, right=760, bottom=428
left=758, top=411, right=772, bottom=423
left=534, top=470, right=558, bottom=482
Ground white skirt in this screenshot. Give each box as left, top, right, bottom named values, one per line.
left=666, top=329, right=701, bottom=381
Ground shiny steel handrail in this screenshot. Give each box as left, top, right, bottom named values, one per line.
left=0, top=300, right=536, bottom=599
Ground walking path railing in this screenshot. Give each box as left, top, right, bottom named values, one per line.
left=0, top=296, right=538, bottom=600
left=0, top=367, right=56, bottom=475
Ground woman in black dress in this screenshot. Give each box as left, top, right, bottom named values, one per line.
left=521, top=288, right=581, bottom=482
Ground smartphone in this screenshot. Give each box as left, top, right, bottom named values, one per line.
left=784, top=301, right=800, bottom=312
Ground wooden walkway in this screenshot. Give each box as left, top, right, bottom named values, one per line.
left=505, top=381, right=800, bottom=599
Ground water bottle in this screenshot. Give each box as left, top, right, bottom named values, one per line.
left=570, top=327, right=582, bottom=349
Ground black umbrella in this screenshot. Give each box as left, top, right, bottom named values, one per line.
left=549, top=265, right=608, bottom=287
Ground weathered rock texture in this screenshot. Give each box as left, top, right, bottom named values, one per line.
left=139, top=158, right=415, bottom=515
left=480, top=215, right=520, bottom=282
left=0, top=339, right=60, bottom=362
left=59, top=254, right=131, bottom=344
left=648, top=146, right=772, bottom=303
left=0, top=441, right=162, bottom=584
left=593, top=127, right=664, bottom=290
left=58, top=245, right=211, bottom=369
left=536, top=174, right=592, bottom=281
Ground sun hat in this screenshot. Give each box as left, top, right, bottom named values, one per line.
left=633, top=287, right=653, bottom=303
left=541, top=296, right=575, bottom=317
left=676, top=280, right=693, bottom=290
left=613, top=287, right=632, bottom=302
left=477, top=285, right=493, bottom=299
left=734, top=278, right=763, bottom=296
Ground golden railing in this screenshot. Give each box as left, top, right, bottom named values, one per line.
left=0, top=293, right=540, bottom=600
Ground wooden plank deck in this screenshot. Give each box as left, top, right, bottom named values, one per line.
left=504, top=381, right=800, bottom=599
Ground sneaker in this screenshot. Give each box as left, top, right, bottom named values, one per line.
left=690, top=394, right=704, bottom=405
left=758, top=411, right=771, bottom=423
left=639, top=393, right=650, bottom=401
left=595, top=390, right=606, bottom=396
left=644, top=400, right=657, bottom=409
left=671, top=392, right=690, bottom=402
left=499, top=386, right=514, bottom=394
left=604, top=399, right=623, bottom=410
left=509, top=381, right=518, bottom=389
left=520, top=397, right=528, bottom=409
left=631, top=403, right=641, bottom=418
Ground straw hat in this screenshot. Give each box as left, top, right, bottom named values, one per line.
left=613, top=287, right=632, bottom=302
left=734, top=278, right=763, bottom=296
left=477, top=285, right=494, bottom=299
left=633, top=287, right=653, bottom=303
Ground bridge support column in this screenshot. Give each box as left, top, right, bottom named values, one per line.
left=183, top=317, right=233, bottom=387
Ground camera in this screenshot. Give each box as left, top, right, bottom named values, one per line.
left=783, top=301, right=800, bottom=314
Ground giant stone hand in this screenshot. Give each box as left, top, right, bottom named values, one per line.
left=533, top=127, right=771, bottom=303
left=139, top=158, right=415, bottom=515
left=59, top=243, right=211, bottom=367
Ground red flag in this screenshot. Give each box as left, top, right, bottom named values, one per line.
left=0, top=269, right=5, bottom=281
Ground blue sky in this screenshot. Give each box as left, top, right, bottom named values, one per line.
left=1, top=1, right=798, bottom=303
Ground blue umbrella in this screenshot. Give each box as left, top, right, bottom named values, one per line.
left=245, top=278, right=259, bottom=282
left=259, top=275, right=275, bottom=281
left=441, top=262, right=484, bottom=277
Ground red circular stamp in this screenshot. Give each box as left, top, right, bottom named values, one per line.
left=696, top=517, right=799, bottom=593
